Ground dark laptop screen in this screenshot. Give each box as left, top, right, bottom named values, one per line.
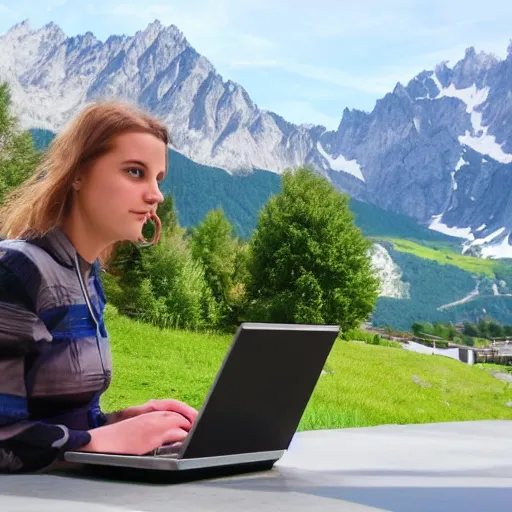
left=181, top=323, right=339, bottom=459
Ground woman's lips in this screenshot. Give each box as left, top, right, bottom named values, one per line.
left=131, top=212, right=150, bottom=221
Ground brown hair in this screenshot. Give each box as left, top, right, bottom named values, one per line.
left=0, top=100, right=169, bottom=265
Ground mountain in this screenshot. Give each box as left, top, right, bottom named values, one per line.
left=1, top=20, right=512, bottom=258
left=28, top=129, right=512, bottom=330
left=0, top=20, right=329, bottom=176
left=29, top=128, right=457, bottom=243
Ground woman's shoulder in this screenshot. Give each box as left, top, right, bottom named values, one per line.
left=0, top=236, right=61, bottom=269
left=0, top=259, right=34, bottom=310
left=0, top=238, right=53, bottom=303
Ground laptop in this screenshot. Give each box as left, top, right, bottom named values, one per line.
left=64, top=322, right=339, bottom=472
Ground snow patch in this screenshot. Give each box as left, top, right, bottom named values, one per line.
left=455, top=157, right=466, bottom=171
left=451, top=155, right=466, bottom=191
left=429, top=214, right=474, bottom=240
left=450, top=171, right=457, bottom=191
left=459, top=131, right=512, bottom=164
left=436, top=83, right=489, bottom=114
left=413, top=117, right=421, bottom=132
left=316, top=142, right=365, bottom=182
left=470, top=227, right=505, bottom=246
left=431, top=73, right=443, bottom=94
left=480, top=234, right=512, bottom=259
left=476, top=224, right=487, bottom=232
left=432, top=79, right=512, bottom=164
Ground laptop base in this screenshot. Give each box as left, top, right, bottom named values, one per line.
left=64, top=449, right=284, bottom=472
left=65, top=459, right=279, bottom=484
left=61, top=451, right=282, bottom=483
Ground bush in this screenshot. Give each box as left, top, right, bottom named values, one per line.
left=105, top=228, right=220, bottom=330
left=340, top=329, right=402, bottom=349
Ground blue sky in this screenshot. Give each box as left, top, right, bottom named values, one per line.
left=0, top=0, right=511, bottom=129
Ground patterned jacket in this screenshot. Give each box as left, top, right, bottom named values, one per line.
left=0, top=226, right=113, bottom=472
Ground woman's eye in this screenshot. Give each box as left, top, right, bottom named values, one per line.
left=127, top=167, right=144, bottom=178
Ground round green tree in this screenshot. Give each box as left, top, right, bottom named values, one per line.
left=245, top=166, right=379, bottom=331
left=0, top=82, right=40, bottom=206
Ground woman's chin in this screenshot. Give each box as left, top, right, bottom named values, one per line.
left=115, top=229, right=143, bottom=244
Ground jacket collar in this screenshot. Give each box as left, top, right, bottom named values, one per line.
left=29, top=226, right=100, bottom=275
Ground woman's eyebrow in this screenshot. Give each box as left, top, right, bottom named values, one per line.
left=122, top=159, right=148, bottom=168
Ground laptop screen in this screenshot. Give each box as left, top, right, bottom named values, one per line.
left=180, top=323, right=339, bottom=459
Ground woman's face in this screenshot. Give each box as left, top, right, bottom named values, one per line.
left=73, top=131, right=166, bottom=245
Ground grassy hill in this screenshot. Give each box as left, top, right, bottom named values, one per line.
left=101, top=305, right=512, bottom=430
left=379, top=238, right=496, bottom=277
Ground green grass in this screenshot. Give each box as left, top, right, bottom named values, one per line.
left=101, top=306, right=512, bottom=430
left=475, top=363, right=512, bottom=374
left=377, top=237, right=496, bottom=277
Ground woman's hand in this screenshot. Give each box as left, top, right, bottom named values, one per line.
left=107, top=398, right=198, bottom=425
left=79, top=410, right=192, bottom=456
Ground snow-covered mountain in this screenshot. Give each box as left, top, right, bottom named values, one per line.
left=1, top=20, right=512, bottom=257
left=324, top=47, right=512, bottom=260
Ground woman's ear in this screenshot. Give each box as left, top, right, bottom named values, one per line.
left=72, top=177, right=82, bottom=191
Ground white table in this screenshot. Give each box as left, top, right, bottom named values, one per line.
left=1, top=420, right=511, bottom=511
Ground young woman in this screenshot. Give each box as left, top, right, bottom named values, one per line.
left=0, top=102, right=197, bottom=473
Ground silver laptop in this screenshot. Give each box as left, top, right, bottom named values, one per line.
left=64, top=322, right=339, bottom=472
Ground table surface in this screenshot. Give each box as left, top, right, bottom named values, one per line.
left=1, top=420, right=511, bottom=512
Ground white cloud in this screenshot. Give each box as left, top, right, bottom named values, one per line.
left=0, top=3, right=12, bottom=13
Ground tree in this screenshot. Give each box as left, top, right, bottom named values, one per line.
left=411, top=323, right=423, bottom=336
left=189, top=208, right=240, bottom=325
left=156, top=194, right=179, bottom=235
left=477, top=318, right=490, bottom=339
left=487, top=320, right=504, bottom=339
left=245, top=166, right=379, bottom=331
left=463, top=322, right=479, bottom=337
left=0, top=82, right=40, bottom=205
left=190, top=209, right=237, bottom=303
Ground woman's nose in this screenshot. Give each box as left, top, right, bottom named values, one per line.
left=145, top=182, right=164, bottom=205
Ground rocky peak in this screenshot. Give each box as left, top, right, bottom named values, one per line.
left=435, top=61, right=452, bottom=88
left=452, top=47, right=497, bottom=88
left=38, top=21, right=67, bottom=47
left=6, top=19, right=31, bottom=38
